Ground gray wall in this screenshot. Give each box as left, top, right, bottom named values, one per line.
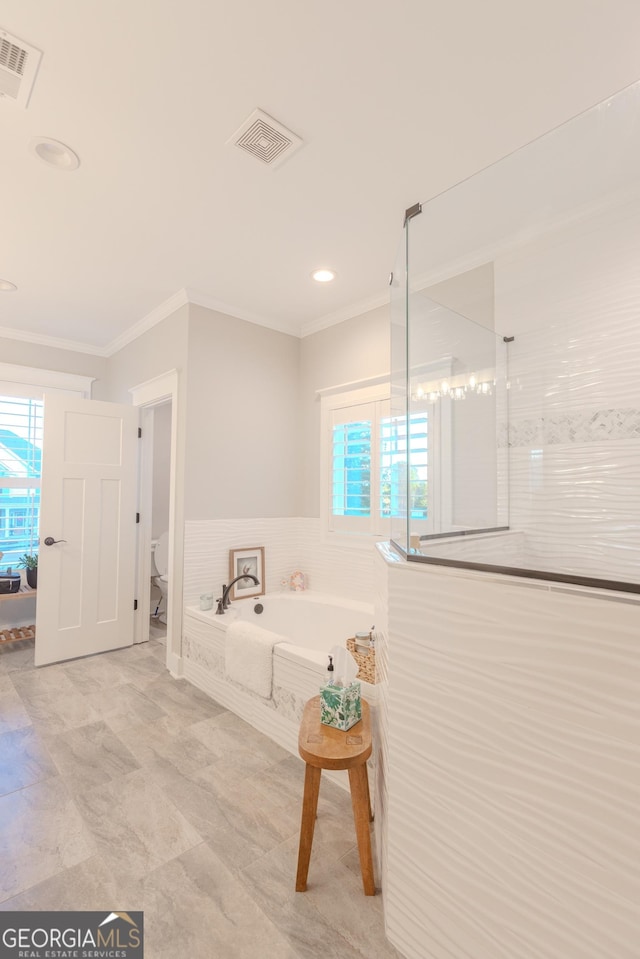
left=103, top=305, right=189, bottom=403
left=184, top=304, right=300, bottom=519
left=0, top=335, right=108, bottom=396
left=151, top=401, right=172, bottom=539
left=0, top=300, right=391, bottom=525
left=298, top=304, right=390, bottom=516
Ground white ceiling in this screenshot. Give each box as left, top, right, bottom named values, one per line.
left=1, top=1, right=640, bottom=356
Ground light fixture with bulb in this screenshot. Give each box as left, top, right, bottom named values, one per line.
left=411, top=369, right=498, bottom=402
left=311, top=268, right=336, bottom=283
left=30, top=137, right=80, bottom=171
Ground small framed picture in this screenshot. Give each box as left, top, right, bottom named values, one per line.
left=228, top=547, right=265, bottom=601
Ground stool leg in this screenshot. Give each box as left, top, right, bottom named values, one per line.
left=296, top=763, right=322, bottom=891
left=364, top=762, right=374, bottom=822
left=348, top=764, right=376, bottom=895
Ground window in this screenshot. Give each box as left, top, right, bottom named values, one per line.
left=321, top=384, right=431, bottom=540
left=0, top=363, right=94, bottom=569
left=380, top=410, right=429, bottom=521
left=0, top=395, right=43, bottom=565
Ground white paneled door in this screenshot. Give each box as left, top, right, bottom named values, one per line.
left=35, top=395, right=139, bottom=666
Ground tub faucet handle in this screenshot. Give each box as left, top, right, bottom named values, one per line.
left=215, top=597, right=225, bottom=615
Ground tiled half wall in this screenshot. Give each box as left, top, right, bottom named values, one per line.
left=183, top=517, right=377, bottom=608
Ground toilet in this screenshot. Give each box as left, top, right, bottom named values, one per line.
left=151, top=531, right=169, bottom=624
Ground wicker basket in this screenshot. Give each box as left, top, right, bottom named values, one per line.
left=346, top=637, right=377, bottom=684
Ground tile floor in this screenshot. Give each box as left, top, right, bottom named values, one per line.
left=0, top=629, right=401, bottom=959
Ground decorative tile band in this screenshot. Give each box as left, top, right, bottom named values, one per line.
left=501, top=408, right=640, bottom=448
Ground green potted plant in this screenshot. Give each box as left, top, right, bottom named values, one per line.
left=18, top=552, right=38, bottom=589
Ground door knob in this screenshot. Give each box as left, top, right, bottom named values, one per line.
left=43, top=537, right=67, bottom=546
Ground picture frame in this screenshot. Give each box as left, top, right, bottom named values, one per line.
left=228, top=547, right=265, bottom=601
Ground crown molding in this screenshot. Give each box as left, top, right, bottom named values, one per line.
left=184, top=287, right=301, bottom=337
left=104, top=289, right=190, bottom=357
left=300, top=290, right=390, bottom=338
left=0, top=323, right=108, bottom=356
left=0, top=285, right=394, bottom=359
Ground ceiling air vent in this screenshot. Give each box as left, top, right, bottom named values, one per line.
left=228, top=109, right=302, bottom=168
left=0, top=28, right=42, bottom=109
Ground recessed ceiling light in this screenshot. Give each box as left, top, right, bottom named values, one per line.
left=312, top=269, right=336, bottom=283
left=30, top=137, right=80, bottom=171
left=0, top=279, right=17, bottom=291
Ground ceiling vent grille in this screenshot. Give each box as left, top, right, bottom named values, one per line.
left=228, top=109, right=302, bottom=168
left=0, top=28, right=42, bottom=108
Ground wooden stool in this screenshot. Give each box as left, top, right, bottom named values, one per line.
left=295, top=694, right=375, bottom=895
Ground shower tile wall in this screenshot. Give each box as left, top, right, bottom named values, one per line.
left=496, top=203, right=640, bottom=583
left=183, top=518, right=376, bottom=607
left=503, top=317, right=640, bottom=582
left=384, top=557, right=640, bottom=959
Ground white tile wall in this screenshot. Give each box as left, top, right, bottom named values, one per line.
left=384, top=558, right=640, bottom=959
left=499, top=312, right=640, bottom=584
left=183, top=517, right=377, bottom=607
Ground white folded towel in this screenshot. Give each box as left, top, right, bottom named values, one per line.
left=224, top=620, right=285, bottom=699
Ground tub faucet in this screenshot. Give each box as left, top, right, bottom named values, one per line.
left=216, top=574, right=260, bottom=614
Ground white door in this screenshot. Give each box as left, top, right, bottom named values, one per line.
left=35, top=395, right=139, bottom=666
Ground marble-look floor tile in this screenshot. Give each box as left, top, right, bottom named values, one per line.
left=147, top=757, right=299, bottom=872
left=0, top=634, right=396, bottom=958
left=73, top=768, right=202, bottom=880
left=0, top=673, right=32, bottom=735
left=147, top=641, right=167, bottom=663
left=61, top=654, right=130, bottom=696
left=190, top=710, right=290, bottom=765
left=0, top=854, right=143, bottom=913
left=87, top=682, right=167, bottom=732
left=201, top=746, right=275, bottom=788
left=0, top=726, right=57, bottom=796
left=11, top=684, right=101, bottom=736
left=143, top=841, right=301, bottom=959
left=110, top=651, right=170, bottom=688
left=10, top=662, right=78, bottom=697
left=134, top=674, right=226, bottom=727
left=295, top=843, right=400, bottom=959
left=112, top=716, right=222, bottom=777
left=240, top=833, right=397, bottom=959
left=0, top=639, right=35, bottom=672
left=45, top=720, right=140, bottom=791
left=0, top=777, right=95, bottom=902
left=250, top=753, right=307, bottom=806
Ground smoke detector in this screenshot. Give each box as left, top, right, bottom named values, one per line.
left=228, top=108, right=302, bottom=168
left=0, top=28, right=42, bottom=109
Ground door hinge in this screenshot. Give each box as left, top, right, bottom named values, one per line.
left=134, top=599, right=138, bottom=611
left=137, top=427, right=142, bottom=438
left=135, top=512, right=140, bottom=524
left=404, top=202, right=422, bottom=224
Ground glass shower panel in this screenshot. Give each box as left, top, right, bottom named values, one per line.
left=507, top=316, right=640, bottom=585
left=405, top=281, right=508, bottom=542
left=395, top=79, right=640, bottom=589
left=389, top=226, right=409, bottom=551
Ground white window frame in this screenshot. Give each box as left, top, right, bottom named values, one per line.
left=0, top=365, right=94, bottom=562
left=320, top=382, right=435, bottom=545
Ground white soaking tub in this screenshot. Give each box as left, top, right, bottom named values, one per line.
left=181, top=591, right=378, bottom=774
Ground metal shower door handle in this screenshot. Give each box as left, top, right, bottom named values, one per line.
left=43, top=537, right=67, bottom=546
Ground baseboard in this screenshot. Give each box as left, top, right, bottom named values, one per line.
left=166, top=650, right=183, bottom=677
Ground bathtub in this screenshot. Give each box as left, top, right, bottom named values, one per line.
left=181, top=591, right=378, bottom=777
left=188, top=591, right=374, bottom=669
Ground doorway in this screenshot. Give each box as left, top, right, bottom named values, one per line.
left=148, top=400, right=171, bottom=644
left=131, top=370, right=181, bottom=676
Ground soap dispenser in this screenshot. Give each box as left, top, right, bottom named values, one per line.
left=326, top=654, right=335, bottom=686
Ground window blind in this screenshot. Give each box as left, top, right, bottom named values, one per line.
left=0, top=396, right=43, bottom=565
